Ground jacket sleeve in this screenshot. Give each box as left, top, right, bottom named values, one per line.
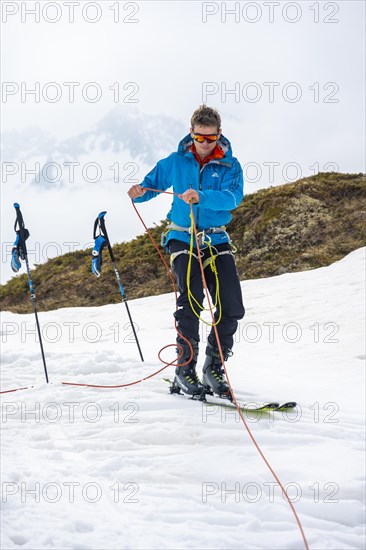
left=197, top=158, right=244, bottom=211
left=133, top=155, right=173, bottom=203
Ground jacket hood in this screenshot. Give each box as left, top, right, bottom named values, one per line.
left=177, top=133, right=233, bottom=159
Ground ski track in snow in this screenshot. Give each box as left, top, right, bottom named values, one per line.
left=1, top=249, right=365, bottom=549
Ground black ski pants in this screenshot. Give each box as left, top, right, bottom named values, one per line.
left=169, top=239, right=245, bottom=351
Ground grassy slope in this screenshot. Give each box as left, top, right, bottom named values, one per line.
left=1, top=172, right=365, bottom=313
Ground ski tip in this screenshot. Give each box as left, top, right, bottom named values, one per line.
left=13, top=202, right=20, bottom=209
left=98, top=211, right=107, bottom=219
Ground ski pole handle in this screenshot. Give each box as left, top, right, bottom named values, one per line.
left=14, top=203, right=29, bottom=256
left=93, top=211, right=107, bottom=239
left=97, top=212, right=116, bottom=263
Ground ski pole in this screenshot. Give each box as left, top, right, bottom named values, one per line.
left=11, top=203, right=49, bottom=383
left=92, top=211, right=144, bottom=362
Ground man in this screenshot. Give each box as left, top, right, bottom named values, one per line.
left=128, top=105, right=245, bottom=398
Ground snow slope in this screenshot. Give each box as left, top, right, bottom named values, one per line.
left=1, top=248, right=365, bottom=549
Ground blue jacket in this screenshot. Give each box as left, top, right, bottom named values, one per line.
left=133, top=133, right=244, bottom=248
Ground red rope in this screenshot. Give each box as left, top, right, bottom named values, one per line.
left=0, top=386, right=31, bottom=394
left=191, top=205, right=309, bottom=550
left=60, top=191, right=194, bottom=389
left=0, top=187, right=309, bottom=549
left=0, top=187, right=188, bottom=395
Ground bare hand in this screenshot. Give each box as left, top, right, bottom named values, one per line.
left=128, top=185, right=146, bottom=199
left=179, top=189, right=200, bottom=204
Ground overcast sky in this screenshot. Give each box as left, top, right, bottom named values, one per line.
left=1, top=0, right=365, bottom=284
left=2, top=1, right=365, bottom=160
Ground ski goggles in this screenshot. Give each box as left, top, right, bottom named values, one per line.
left=192, top=133, right=219, bottom=143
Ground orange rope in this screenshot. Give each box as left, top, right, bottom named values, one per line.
left=191, top=204, right=309, bottom=550
left=1, top=187, right=309, bottom=550
left=63, top=190, right=309, bottom=550
left=0, top=386, right=31, bottom=394
left=0, top=187, right=191, bottom=394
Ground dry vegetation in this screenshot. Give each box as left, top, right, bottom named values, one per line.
left=1, top=172, right=365, bottom=313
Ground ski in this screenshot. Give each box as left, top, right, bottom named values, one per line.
left=204, top=394, right=280, bottom=412
left=163, top=378, right=296, bottom=412
left=205, top=395, right=297, bottom=412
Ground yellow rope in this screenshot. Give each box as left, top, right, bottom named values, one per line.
left=186, top=210, right=222, bottom=326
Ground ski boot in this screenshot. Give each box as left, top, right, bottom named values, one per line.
left=202, top=342, right=233, bottom=400
left=173, top=337, right=204, bottom=398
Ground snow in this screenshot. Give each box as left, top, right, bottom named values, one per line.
left=1, top=248, right=365, bottom=550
